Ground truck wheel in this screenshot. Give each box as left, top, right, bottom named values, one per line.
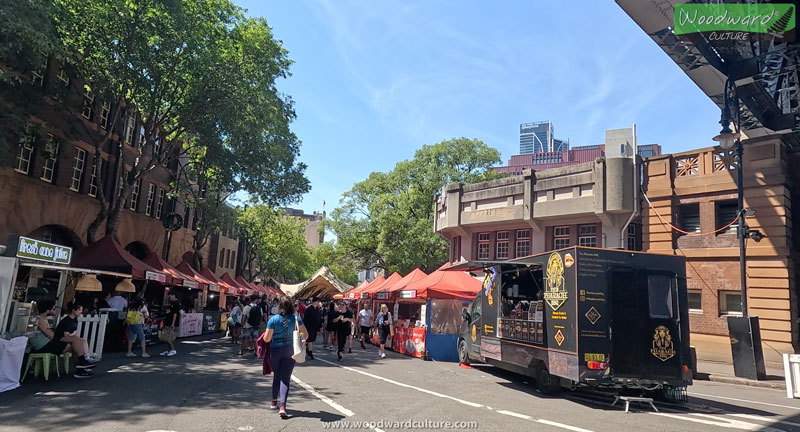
left=458, top=339, right=470, bottom=365
left=536, top=367, right=561, bottom=395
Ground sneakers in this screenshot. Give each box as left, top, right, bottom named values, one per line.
left=167, top=350, right=177, bottom=357
left=126, top=352, right=136, bottom=357
left=160, top=350, right=170, bottom=356
left=279, top=405, right=288, bottom=419
left=348, top=348, right=352, bottom=354
left=76, top=358, right=98, bottom=369
left=270, top=400, right=278, bottom=410
left=380, top=352, right=386, bottom=358
left=74, top=369, right=93, bottom=379
left=337, top=352, right=343, bottom=361
left=306, top=351, right=314, bottom=360
left=141, top=353, right=150, bottom=358
left=361, top=342, right=366, bottom=350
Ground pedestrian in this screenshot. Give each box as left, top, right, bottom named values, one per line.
left=36, top=302, right=100, bottom=377
left=375, top=304, right=394, bottom=358
left=332, top=300, right=354, bottom=361
left=303, top=298, right=322, bottom=360
left=324, top=302, right=336, bottom=350
left=346, top=302, right=355, bottom=353
left=297, top=299, right=307, bottom=320
left=259, top=295, right=270, bottom=334
left=230, top=300, right=243, bottom=344
left=125, top=296, right=150, bottom=358
left=108, top=290, right=128, bottom=311
left=262, top=297, right=307, bottom=419
left=357, top=302, right=373, bottom=349
left=160, top=292, right=181, bottom=357
left=270, top=298, right=279, bottom=315
left=240, top=297, right=261, bottom=356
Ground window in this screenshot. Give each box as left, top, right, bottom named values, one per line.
left=56, top=66, right=69, bottom=86
left=153, top=137, right=161, bottom=158
left=647, top=274, right=674, bottom=319
left=118, top=172, right=127, bottom=198
left=688, top=290, right=702, bottom=312
left=496, top=231, right=509, bottom=259
left=719, top=291, right=742, bottom=316
left=578, top=224, right=597, bottom=247
left=516, top=229, right=531, bottom=257
left=129, top=179, right=141, bottom=211
left=15, top=131, right=35, bottom=174
left=88, top=159, right=100, bottom=197
left=100, top=101, right=111, bottom=129
left=553, top=226, right=570, bottom=249
left=218, top=248, right=225, bottom=267
left=679, top=203, right=700, bottom=234
left=231, top=252, right=236, bottom=269
left=451, top=236, right=461, bottom=262
left=81, top=91, right=94, bottom=120
left=70, top=148, right=86, bottom=192
left=716, top=201, right=738, bottom=234
left=138, top=125, right=146, bottom=149
left=627, top=224, right=639, bottom=251
left=124, top=116, right=135, bottom=145
left=156, top=189, right=165, bottom=219
left=145, top=184, right=156, bottom=216
left=477, top=232, right=490, bottom=260
left=40, top=135, right=58, bottom=183
left=226, top=249, right=232, bottom=268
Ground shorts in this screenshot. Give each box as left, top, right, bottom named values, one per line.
left=36, top=339, right=68, bottom=355
left=242, top=326, right=260, bottom=340
left=360, top=326, right=371, bottom=337
left=160, top=326, right=177, bottom=344
left=379, top=326, right=391, bottom=345
left=127, top=324, right=146, bottom=344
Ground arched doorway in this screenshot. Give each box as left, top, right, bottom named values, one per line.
left=26, top=225, right=83, bottom=250
left=125, top=241, right=152, bottom=260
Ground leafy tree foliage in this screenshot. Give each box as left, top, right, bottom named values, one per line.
left=238, top=205, right=312, bottom=283
left=310, top=241, right=359, bottom=286
left=327, top=138, right=502, bottom=275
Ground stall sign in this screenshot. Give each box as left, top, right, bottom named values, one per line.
left=182, top=279, right=198, bottom=289
left=145, top=271, right=167, bottom=283
left=376, top=292, right=389, bottom=300
left=177, top=313, right=203, bottom=337
left=391, top=327, right=425, bottom=358
left=360, top=293, right=369, bottom=299
left=399, top=290, right=417, bottom=299
left=208, top=283, right=220, bottom=292
left=10, top=236, right=72, bottom=265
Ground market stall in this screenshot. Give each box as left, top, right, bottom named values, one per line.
left=220, top=272, right=247, bottom=299
left=200, top=268, right=236, bottom=308
left=144, top=253, right=206, bottom=313
left=175, top=260, right=221, bottom=310
left=284, top=266, right=353, bottom=301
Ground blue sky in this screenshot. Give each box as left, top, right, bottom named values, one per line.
left=238, top=0, right=721, bottom=215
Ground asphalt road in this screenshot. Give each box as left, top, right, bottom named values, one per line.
left=2, top=334, right=799, bottom=432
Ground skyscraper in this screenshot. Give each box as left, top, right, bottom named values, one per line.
left=519, top=121, right=569, bottom=154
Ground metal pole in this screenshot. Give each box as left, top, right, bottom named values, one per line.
left=736, top=138, right=748, bottom=316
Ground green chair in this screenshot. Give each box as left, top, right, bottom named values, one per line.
left=60, top=352, right=72, bottom=374
left=21, top=353, right=60, bottom=381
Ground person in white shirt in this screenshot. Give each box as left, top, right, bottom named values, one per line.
left=358, top=303, right=373, bottom=350
left=107, top=292, right=128, bottom=311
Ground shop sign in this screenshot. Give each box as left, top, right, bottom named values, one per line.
left=376, top=292, right=389, bottom=300
left=182, top=279, right=198, bottom=289
left=208, top=283, right=220, bottom=292
left=145, top=271, right=167, bottom=283
left=360, top=293, right=369, bottom=299
left=11, top=236, right=72, bottom=265
left=399, top=290, right=417, bottom=299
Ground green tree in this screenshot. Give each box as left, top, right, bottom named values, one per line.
left=327, top=138, right=503, bottom=275
left=310, top=241, right=359, bottom=286
left=239, top=205, right=312, bottom=283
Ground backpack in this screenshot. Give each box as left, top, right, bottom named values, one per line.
left=125, top=309, right=142, bottom=325
left=247, top=304, right=263, bottom=327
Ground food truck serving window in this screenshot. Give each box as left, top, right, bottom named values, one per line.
left=647, top=274, right=674, bottom=319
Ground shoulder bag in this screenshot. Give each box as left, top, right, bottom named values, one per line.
left=291, top=314, right=305, bottom=363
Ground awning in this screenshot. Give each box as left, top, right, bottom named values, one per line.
left=175, top=260, right=219, bottom=292
left=403, top=268, right=482, bottom=300
left=288, top=266, right=354, bottom=300
left=200, top=267, right=236, bottom=295
left=18, top=261, right=131, bottom=278
left=220, top=272, right=245, bottom=295
left=235, top=275, right=261, bottom=296
left=379, top=269, right=428, bottom=298
left=143, top=253, right=205, bottom=290
left=346, top=275, right=385, bottom=299
left=362, top=272, right=402, bottom=299
left=72, top=236, right=165, bottom=281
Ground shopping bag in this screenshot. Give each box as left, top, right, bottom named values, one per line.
left=292, top=314, right=305, bottom=363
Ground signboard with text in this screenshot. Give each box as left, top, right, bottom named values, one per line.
left=9, top=236, right=72, bottom=265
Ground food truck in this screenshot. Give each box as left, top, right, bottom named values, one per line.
left=457, top=247, right=691, bottom=396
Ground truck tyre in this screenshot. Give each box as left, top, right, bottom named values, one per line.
left=535, top=366, right=561, bottom=395
left=458, top=339, right=470, bottom=365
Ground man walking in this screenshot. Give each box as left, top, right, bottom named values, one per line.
left=160, top=292, right=181, bottom=357
left=240, top=297, right=262, bottom=356
left=358, top=302, right=373, bottom=349
left=303, top=298, right=322, bottom=360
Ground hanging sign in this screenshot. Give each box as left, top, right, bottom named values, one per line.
left=10, top=235, right=72, bottom=265
left=399, top=290, right=417, bottom=299
left=376, top=292, right=389, bottom=300
left=145, top=271, right=167, bottom=283
left=182, top=279, right=199, bottom=289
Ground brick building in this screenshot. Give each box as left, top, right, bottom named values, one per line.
left=495, top=144, right=661, bottom=175
left=642, top=137, right=799, bottom=367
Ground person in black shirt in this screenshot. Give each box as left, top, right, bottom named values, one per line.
left=160, top=293, right=181, bottom=357
left=303, top=298, right=322, bottom=360
left=37, top=302, right=99, bottom=378
left=332, top=301, right=354, bottom=361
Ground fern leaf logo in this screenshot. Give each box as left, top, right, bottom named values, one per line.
left=767, top=6, right=794, bottom=33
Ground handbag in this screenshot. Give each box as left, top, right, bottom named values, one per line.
left=291, top=314, right=305, bottom=363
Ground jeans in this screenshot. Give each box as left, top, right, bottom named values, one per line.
left=128, top=324, right=146, bottom=346
left=270, top=345, right=296, bottom=405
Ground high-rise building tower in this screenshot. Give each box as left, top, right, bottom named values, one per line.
left=519, top=121, right=569, bottom=154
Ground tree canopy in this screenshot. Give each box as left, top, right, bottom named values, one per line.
left=326, top=138, right=503, bottom=275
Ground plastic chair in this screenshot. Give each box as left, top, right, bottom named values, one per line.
left=60, top=352, right=72, bottom=374
left=21, top=353, right=60, bottom=381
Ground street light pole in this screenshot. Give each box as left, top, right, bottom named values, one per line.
left=735, top=138, right=748, bottom=316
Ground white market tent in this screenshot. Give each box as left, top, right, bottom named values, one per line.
left=280, top=266, right=353, bottom=300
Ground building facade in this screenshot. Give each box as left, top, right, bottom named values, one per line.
left=519, top=121, right=569, bottom=155
left=496, top=143, right=661, bottom=175
left=282, top=207, right=325, bottom=248
left=642, top=137, right=799, bottom=367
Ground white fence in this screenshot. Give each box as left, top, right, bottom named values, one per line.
left=784, top=354, right=800, bottom=399
left=58, top=313, right=108, bottom=360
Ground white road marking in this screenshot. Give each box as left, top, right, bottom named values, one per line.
left=290, top=375, right=355, bottom=417
left=497, top=410, right=532, bottom=419
left=536, top=419, right=596, bottom=432
left=731, top=413, right=800, bottom=427
left=691, top=392, right=800, bottom=410
left=651, top=412, right=783, bottom=431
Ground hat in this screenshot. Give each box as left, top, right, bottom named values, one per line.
left=311, top=297, right=321, bottom=303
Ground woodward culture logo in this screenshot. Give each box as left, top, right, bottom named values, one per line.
left=674, top=3, right=795, bottom=42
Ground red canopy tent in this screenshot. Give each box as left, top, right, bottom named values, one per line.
left=363, top=272, right=402, bottom=300
left=176, top=261, right=219, bottom=292
left=200, top=268, right=237, bottom=295
left=143, top=253, right=204, bottom=290
left=259, top=283, right=284, bottom=298
left=379, top=268, right=428, bottom=299
left=344, top=280, right=369, bottom=300
left=403, top=269, right=481, bottom=300
left=72, top=236, right=165, bottom=281
left=236, top=275, right=263, bottom=297
left=347, top=275, right=384, bottom=299
left=220, top=272, right=247, bottom=296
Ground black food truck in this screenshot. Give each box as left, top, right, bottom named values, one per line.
left=457, top=247, right=692, bottom=396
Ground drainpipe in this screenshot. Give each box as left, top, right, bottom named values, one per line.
left=619, top=123, right=639, bottom=249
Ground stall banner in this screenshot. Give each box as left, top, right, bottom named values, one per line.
left=203, top=311, right=221, bottom=334
left=391, top=327, right=425, bottom=358
left=177, top=313, right=203, bottom=338
left=220, top=312, right=229, bottom=332
left=144, top=318, right=164, bottom=346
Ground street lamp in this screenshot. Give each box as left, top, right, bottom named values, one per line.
left=712, top=78, right=766, bottom=380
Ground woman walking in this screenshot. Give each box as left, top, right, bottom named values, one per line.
left=125, top=297, right=150, bottom=358
left=324, top=302, right=336, bottom=350
left=375, top=304, right=394, bottom=358
left=332, top=300, right=354, bottom=361
left=262, top=297, right=307, bottom=419
left=230, top=300, right=243, bottom=344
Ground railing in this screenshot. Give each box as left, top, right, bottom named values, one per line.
left=784, top=353, right=800, bottom=399
left=58, top=313, right=108, bottom=360
left=672, top=147, right=737, bottom=178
